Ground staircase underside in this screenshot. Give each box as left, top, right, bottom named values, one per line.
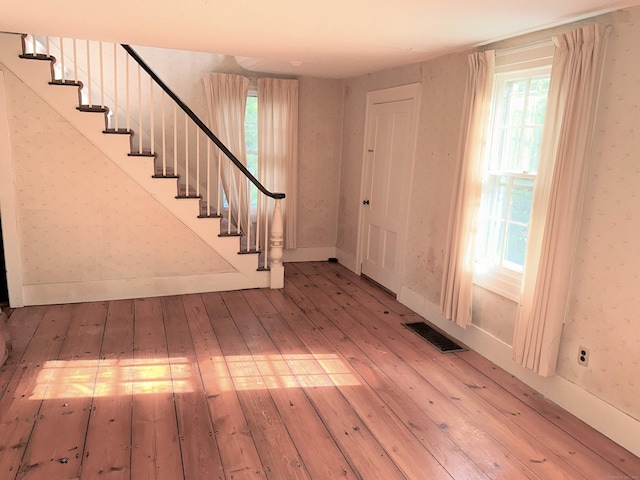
left=0, top=32, right=273, bottom=306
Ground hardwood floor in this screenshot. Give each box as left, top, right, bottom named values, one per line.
left=1, top=262, right=638, bottom=479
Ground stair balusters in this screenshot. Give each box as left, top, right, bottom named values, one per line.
left=21, top=34, right=285, bottom=286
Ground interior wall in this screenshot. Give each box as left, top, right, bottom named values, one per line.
left=337, top=6, right=640, bottom=427
left=297, top=77, right=344, bottom=249
left=336, top=63, right=423, bottom=263
left=136, top=46, right=346, bottom=254
left=2, top=65, right=234, bottom=290
left=555, top=8, right=640, bottom=419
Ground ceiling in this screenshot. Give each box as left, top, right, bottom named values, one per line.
left=2, top=0, right=640, bottom=78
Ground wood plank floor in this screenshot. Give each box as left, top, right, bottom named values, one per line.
left=1, top=262, right=638, bottom=479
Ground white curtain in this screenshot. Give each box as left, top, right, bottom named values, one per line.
left=513, top=24, right=610, bottom=376
left=258, top=78, right=299, bottom=249
left=202, top=73, right=250, bottom=233
left=440, top=51, right=495, bottom=328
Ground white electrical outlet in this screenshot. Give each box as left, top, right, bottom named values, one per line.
left=578, top=345, right=590, bottom=366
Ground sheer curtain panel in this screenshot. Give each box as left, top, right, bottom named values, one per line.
left=202, top=73, right=250, bottom=233
left=440, top=51, right=495, bottom=328
left=258, top=78, right=299, bottom=250
left=513, top=24, right=610, bottom=376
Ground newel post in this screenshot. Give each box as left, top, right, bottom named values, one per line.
left=269, top=199, right=285, bottom=289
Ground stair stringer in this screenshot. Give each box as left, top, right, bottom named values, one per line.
left=0, top=33, right=270, bottom=292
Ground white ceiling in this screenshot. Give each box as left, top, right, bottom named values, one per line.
left=2, top=0, right=640, bottom=78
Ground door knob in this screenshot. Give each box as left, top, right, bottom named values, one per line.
left=363, top=200, right=370, bottom=205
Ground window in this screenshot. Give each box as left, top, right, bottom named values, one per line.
left=474, top=47, right=552, bottom=301
left=244, top=92, right=258, bottom=208
left=221, top=92, right=258, bottom=211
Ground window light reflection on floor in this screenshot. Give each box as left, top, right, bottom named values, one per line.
left=30, top=353, right=359, bottom=400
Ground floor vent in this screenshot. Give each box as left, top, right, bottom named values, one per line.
left=403, top=322, right=466, bottom=353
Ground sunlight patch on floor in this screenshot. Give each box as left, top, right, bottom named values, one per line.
left=30, top=353, right=359, bottom=399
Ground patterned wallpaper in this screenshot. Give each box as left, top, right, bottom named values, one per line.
left=297, top=77, right=344, bottom=248
left=338, top=6, right=640, bottom=421
left=556, top=7, right=640, bottom=419
left=3, top=66, right=234, bottom=286
left=132, top=47, right=346, bottom=250
left=403, top=53, right=467, bottom=306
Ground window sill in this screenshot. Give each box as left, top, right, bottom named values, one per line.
left=473, top=267, right=522, bottom=303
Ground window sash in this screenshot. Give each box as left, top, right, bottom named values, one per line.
left=474, top=65, right=550, bottom=301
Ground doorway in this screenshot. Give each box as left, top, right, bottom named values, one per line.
left=358, top=83, right=420, bottom=295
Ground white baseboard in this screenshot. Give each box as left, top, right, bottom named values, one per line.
left=283, top=246, right=336, bottom=263
left=21, top=271, right=267, bottom=306
left=335, top=248, right=358, bottom=273
left=399, top=285, right=640, bottom=458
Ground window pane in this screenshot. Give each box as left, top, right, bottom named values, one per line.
left=245, top=96, right=258, bottom=122
left=525, top=89, right=549, bottom=125
left=505, top=223, right=528, bottom=269
left=245, top=123, right=258, bottom=153
left=504, top=79, right=527, bottom=125
left=244, top=96, right=258, bottom=208
left=485, top=175, right=509, bottom=219
left=246, top=152, right=258, bottom=177
left=510, top=177, right=534, bottom=223
left=520, top=127, right=543, bottom=174
left=477, top=218, right=503, bottom=265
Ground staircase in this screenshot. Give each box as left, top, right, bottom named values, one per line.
left=0, top=33, right=285, bottom=303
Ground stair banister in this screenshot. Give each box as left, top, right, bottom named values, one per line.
left=123, top=45, right=286, bottom=285
left=120, top=44, right=285, bottom=201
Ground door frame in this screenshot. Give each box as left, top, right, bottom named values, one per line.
left=0, top=70, right=24, bottom=307
left=355, top=82, right=421, bottom=293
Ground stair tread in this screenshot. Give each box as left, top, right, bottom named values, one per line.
left=77, top=105, right=108, bottom=113
left=238, top=249, right=261, bottom=255
left=104, top=128, right=132, bottom=134
left=128, top=152, right=156, bottom=157
left=49, top=79, right=82, bottom=87
left=19, top=53, right=52, bottom=61
left=152, top=174, right=180, bottom=179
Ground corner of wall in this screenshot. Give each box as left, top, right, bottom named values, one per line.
left=398, top=284, right=640, bottom=458
left=0, top=68, right=24, bottom=307
left=335, top=247, right=358, bottom=274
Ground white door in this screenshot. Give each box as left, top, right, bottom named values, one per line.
left=359, top=85, right=418, bottom=294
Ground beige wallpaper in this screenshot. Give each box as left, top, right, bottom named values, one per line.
left=403, top=53, right=467, bottom=306
left=134, top=46, right=345, bottom=250
left=337, top=7, right=640, bottom=422
left=297, top=77, right=344, bottom=248
left=556, top=8, right=640, bottom=419
left=3, top=66, right=234, bottom=286
left=133, top=46, right=225, bottom=120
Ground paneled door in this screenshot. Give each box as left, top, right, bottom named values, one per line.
left=359, top=84, right=419, bottom=294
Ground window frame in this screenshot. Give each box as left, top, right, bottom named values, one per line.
left=473, top=43, right=553, bottom=302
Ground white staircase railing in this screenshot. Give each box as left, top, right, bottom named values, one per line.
left=21, top=34, right=284, bottom=282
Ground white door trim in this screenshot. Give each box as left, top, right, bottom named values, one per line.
left=0, top=70, right=24, bottom=307
left=355, top=82, right=421, bottom=292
